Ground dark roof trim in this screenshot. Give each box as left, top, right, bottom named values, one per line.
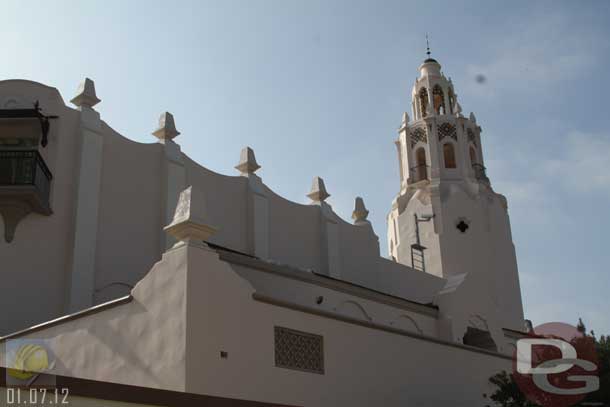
left=0, top=367, right=298, bottom=407
left=214, top=246, right=439, bottom=318
left=502, top=327, right=529, bottom=339
left=312, top=270, right=438, bottom=309
left=0, top=295, right=133, bottom=342
left=253, top=293, right=512, bottom=361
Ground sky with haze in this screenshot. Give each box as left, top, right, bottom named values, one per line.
left=2, top=1, right=609, bottom=334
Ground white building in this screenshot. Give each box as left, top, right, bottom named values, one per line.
left=0, top=56, right=528, bottom=406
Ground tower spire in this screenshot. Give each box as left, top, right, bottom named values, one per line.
left=425, top=34, right=431, bottom=57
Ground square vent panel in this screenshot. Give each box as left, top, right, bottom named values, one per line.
left=274, top=326, right=324, bottom=374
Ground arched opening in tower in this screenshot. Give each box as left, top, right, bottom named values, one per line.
left=414, top=147, right=428, bottom=181
left=462, top=327, right=498, bottom=352
left=469, top=145, right=477, bottom=165
left=443, top=143, right=457, bottom=168
left=433, top=85, right=445, bottom=115
left=419, top=87, right=428, bottom=118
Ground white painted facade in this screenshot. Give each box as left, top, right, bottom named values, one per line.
left=0, top=56, right=528, bottom=406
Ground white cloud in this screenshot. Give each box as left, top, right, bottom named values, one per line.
left=543, top=131, right=610, bottom=192
left=462, top=10, right=604, bottom=98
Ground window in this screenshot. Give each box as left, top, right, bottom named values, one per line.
left=419, top=87, right=428, bottom=118
left=443, top=143, right=457, bottom=168
left=412, top=147, right=428, bottom=181
left=433, top=85, right=445, bottom=115
left=467, top=128, right=476, bottom=146
left=448, top=88, right=455, bottom=114
left=463, top=327, right=498, bottom=352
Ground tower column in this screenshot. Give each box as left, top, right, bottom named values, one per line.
left=152, top=112, right=187, bottom=251
left=68, top=78, right=103, bottom=312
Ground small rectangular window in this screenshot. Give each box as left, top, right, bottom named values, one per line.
left=274, top=326, right=324, bottom=374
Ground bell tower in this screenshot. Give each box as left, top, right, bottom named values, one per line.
left=387, top=53, right=525, bottom=331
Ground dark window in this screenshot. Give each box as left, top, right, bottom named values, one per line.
left=469, top=146, right=477, bottom=164
left=463, top=327, right=497, bottom=352
left=443, top=143, right=457, bottom=168
left=433, top=85, right=445, bottom=114
left=456, top=220, right=469, bottom=233
left=419, top=87, right=428, bottom=118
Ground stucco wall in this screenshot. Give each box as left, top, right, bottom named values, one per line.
left=94, top=125, right=164, bottom=303
left=185, top=244, right=510, bottom=406
left=1, top=243, right=514, bottom=407
left=1, top=80, right=399, bottom=337
left=0, top=248, right=188, bottom=391
left=0, top=81, right=80, bottom=335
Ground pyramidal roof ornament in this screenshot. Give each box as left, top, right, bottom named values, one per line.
left=454, top=101, right=463, bottom=116
left=469, top=112, right=477, bottom=123
left=307, top=176, right=330, bottom=202
left=164, top=186, right=217, bottom=247
left=235, top=146, right=261, bottom=175
left=152, top=112, right=180, bottom=141
left=352, top=197, right=370, bottom=225
left=70, top=78, right=101, bottom=108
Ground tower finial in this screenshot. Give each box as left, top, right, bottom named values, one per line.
left=425, top=34, right=431, bottom=57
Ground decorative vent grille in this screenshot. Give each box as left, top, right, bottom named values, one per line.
left=438, top=122, right=457, bottom=141
left=410, top=127, right=427, bottom=148
left=274, top=326, right=324, bottom=374
left=467, top=128, right=476, bottom=146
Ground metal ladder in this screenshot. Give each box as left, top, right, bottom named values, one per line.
left=410, top=243, right=427, bottom=272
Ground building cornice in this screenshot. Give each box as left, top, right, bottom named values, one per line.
left=214, top=247, right=439, bottom=318
left=253, top=293, right=512, bottom=361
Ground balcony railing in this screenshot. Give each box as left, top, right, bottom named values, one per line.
left=409, top=164, right=430, bottom=183
left=0, top=150, right=53, bottom=213
left=472, top=163, right=489, bottom=182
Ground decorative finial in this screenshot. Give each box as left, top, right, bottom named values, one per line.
left=163, top=186, right=217, bottom=247
left=454, top=101, right=463, bottom=116
left=352, top=197, right=370, bottom=225
left=401, top=112, right=410, bottom=126
left=152, top=112, right=180, bottom=141
left=70, top=78, right=101, bottom=108
left=426, top=34, right=431, bottom=57
left=307, top=176, right=330, bottom=202
left=469, top=112, right=477, bottom=123
left=235, top=146, right=261, bottom=175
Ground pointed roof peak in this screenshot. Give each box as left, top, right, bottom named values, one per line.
left=307, top=176, right=330, bottom=202
left=352, top=197, right=370, bottom=225
left=152, top=112, right=180, bottom=141
left=235, top=146, right=261, bottom=175
left=423, top=34, right=438, bottom=64
left=71, top=77, right=101, bottom=108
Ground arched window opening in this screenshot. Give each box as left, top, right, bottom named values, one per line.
left=443, top=143, right=457, bottom=169
left=419, top=88, right=428, bottom=118
left=433, top=85, right=445, bottom=115
left=448, top=88, right=455, bottom=114
left=469, top=146, right=477, bottom=164
left=463, top=327, right=497, bottom=352
left=412, top=147, right=428, bottom=181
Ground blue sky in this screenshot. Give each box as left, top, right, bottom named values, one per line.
left=3, top=1, right=609, bottom=334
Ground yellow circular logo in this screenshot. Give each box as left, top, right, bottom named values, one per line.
left=7, top=344, right=50, bottom=380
